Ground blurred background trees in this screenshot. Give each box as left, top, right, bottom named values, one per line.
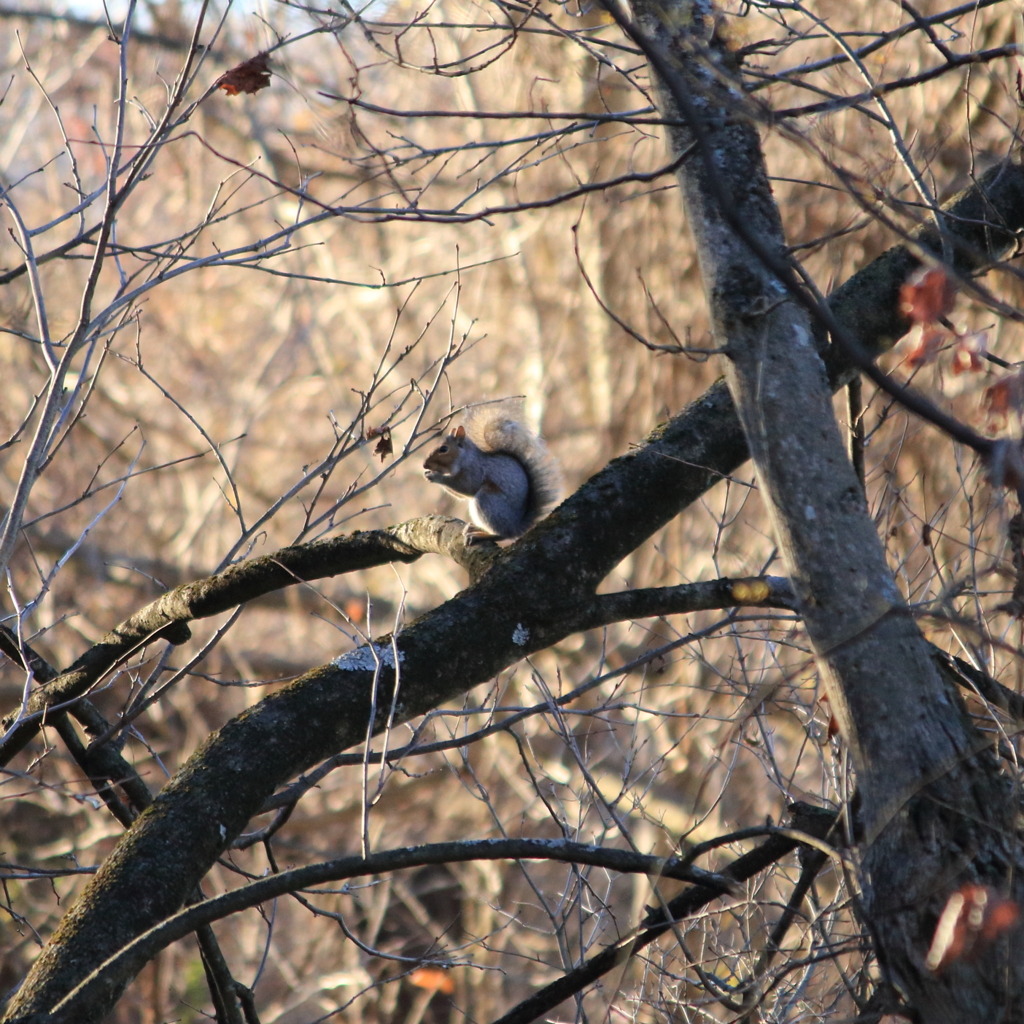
left=1, top=0, right=1023, bottom=1021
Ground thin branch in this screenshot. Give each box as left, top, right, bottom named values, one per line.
left=490, top=804, right=839, bottom=1024
left=43, top=836, right=750, bottom=1022
left=0, top=522, right=432, bottom=765
left=775, top=44, right=1020, bottom=121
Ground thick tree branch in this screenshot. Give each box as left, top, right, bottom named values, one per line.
left=253, top=615, right=743, bottom=814
left=577, top=575, right=796, bottom=629
left=0, top=519, right=449, bottom=765
left=0, top=627, right=244, bottom=1022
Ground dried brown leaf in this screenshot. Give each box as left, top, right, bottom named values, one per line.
left=216, top=53, right=272, bottom=96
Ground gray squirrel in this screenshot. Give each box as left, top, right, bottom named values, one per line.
left=422, top=400, right=561, bottom=542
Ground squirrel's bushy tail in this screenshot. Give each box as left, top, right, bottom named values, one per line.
left=467, top=399, right=562, bottom=527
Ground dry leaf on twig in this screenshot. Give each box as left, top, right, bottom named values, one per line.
left=216, top=53, right=272, bottom=96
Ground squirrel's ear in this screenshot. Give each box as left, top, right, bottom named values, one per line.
left=453, top=425, right=467, bottom=439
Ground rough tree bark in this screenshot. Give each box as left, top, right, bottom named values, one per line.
left=627, top=0, right=1024, bottom=1020
left=4, top=7, right=1024, bottom=1023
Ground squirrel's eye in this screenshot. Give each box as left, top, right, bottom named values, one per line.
left=438, top=445, right=449, bottom=453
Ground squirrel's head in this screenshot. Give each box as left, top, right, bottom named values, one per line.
left=423, top=424, right=467, bottom=479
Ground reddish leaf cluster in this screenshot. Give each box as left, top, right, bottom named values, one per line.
left=926, top=883, right=1019, bottom=973
left=900, top=266, right=956, bottom=326
left=898, top=266, right=995, bottom=379
left=984, top=371, right=1024, bottom=430
left=216, top=53, right=272, bottom=96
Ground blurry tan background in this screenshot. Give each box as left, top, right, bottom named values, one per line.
left=1, top=1, right=1022, bottom=1020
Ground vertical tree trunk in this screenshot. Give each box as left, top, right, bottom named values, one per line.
left=626, top=0, right=1024, bottom=1019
